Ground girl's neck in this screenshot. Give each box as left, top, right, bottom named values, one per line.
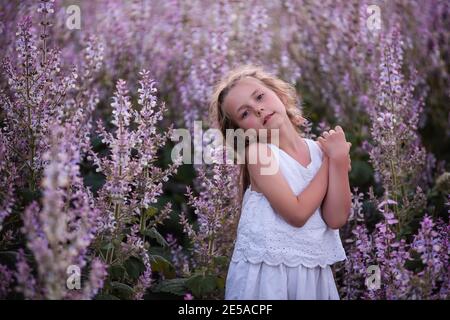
left=269, top=119, right=303, bottom=154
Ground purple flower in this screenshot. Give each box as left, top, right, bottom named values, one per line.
left=0, top=264, right=14, bottom=298
left=176, top=144, right=241, bottom=290
left=21, top=123, right=102, bottom=299
left=87, top=71, right=179, bottom=299
left=412, top=215, right=446, bottom=275
left=15, top=249, right=37, bottom=299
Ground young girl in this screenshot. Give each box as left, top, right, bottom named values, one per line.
left=209, top=65, right=352, bottom=300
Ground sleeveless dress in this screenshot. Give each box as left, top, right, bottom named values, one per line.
left=225, top=138, right=346, bottom=300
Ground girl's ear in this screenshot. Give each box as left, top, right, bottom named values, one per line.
left=291, top=114, right=304, bottom=126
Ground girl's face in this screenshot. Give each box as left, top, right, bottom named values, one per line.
left=222, top=77, right=288, bottom=131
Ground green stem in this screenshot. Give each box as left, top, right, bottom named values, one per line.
left=139, top=207, right=145, bottom=232
left=389, top=159, right=401, bottom=233
left=24, top=33, right=36, bottom=192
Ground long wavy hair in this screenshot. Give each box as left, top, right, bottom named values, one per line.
left=208, top=64, right=306, bottom=210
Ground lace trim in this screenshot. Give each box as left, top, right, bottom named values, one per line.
left=231, top=223, right=347, bottom=268
left=231, top=248, right=347, bottom=268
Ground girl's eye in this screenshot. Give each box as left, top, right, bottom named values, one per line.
left=240, top=94, right=263, bottom=119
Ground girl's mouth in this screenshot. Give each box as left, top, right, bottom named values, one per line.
left=263, top=112, right=275, bottom=125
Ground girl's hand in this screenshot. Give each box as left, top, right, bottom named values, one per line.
left=318, top=141, right=352, bottom=172
left=317, top=126, right=352, bottom=168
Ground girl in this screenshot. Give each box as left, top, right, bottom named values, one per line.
left=209, top=65, right=352, bottom=300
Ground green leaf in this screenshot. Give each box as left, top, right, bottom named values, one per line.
left=216, top=276, right=225, bottom=290
left=124, top=257, right=145, bottom=280
left=145, top=206, right=158, bottom=219
left=83, top=172, right=106, bottom=195
left=213, top=256, right=228, bottom=268
left=0, top=251, right=19, bottom=265
left=349, top=160, right=373, bottom=185
left=142, top=227, right=169, bottom=247
left=128, top=216, right=140, bottom=224
left=150, top=255, right=176, bottom=278
left=111, top=282, right=134, bottom=299
left=185, top=274, right=217, bottom=298
left=91, top=135, right=105, bottom=150
left=20, top=188, right=41, bottom=205
left=109, top=265, right=126, bottom=280
left=148, top=246, right=169, bottom=257
left=152, top=278, right=187, bottom=296
left=101, top=242, right=114, bottom=250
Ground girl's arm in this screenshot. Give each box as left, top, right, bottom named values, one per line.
left=320, top=152, right=352, bottom=229
left=246, top=142, right=329, bottom=228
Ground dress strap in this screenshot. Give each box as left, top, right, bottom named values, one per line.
left=306, top=138, right=323, bottom=161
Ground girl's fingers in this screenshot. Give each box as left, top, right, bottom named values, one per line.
left=322, top=131, right=330, bottom=138
left=329, top=129, right=336, bottom=135
left=335, top=125, right=344, bottom=132
left=317, top=137, right=326, bottom=152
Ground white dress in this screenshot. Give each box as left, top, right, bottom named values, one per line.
left=225, top=138, right=347, bottom=300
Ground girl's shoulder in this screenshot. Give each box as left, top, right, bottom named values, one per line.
left=306, top=137, right=324, bottom=159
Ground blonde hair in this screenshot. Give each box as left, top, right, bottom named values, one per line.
left=208, top=64, right=305, bottom=207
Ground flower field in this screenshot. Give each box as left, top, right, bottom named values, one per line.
left=0, top=0, right=448, bottom=300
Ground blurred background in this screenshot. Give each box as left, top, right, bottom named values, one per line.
left=0, top=0, right=448, bottom=300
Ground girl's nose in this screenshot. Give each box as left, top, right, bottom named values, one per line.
left=256, top=107, right=264, bottom=117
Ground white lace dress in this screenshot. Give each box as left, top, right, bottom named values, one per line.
left=225, top=138, right=346, bottom=300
